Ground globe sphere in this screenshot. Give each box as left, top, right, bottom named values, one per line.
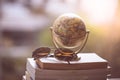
left=52, top=13, right=86, bottom=48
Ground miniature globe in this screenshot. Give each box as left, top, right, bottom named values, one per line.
left=51, top=13, right=87, bottom=49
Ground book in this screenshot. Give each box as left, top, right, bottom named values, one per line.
left=26, top=53, right=108, bottom=80
left=36, top=53, right=108, bottom=70
left=26, top=70, right=107, bottom=80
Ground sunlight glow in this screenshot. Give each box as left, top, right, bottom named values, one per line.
left=80, top=0, right=118, bottom=25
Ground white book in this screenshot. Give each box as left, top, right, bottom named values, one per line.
left=26, top=53, right=108, bottom=80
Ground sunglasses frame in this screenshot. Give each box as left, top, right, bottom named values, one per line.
left=32, top=47, right=80, bottom=64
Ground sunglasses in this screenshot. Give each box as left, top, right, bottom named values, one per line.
left=32, top=47, right=80, bottom=64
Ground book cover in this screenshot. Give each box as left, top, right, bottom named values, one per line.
left=36, top=53, right=108, bottom=70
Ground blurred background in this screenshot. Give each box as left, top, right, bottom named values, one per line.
left=0, top=0, right=120, bottom=80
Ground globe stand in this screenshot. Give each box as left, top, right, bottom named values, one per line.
left=50, top=27, right=90, bottom=63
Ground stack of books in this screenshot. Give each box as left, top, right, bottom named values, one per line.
left=23, top=53, right=109, bottom=80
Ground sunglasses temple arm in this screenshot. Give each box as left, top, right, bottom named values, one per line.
left=75, top=30, right=90, bottom=54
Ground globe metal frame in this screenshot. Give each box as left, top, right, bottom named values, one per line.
left=50, top=27, right=89, bottom=54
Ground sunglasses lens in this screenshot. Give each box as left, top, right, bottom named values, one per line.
left=54, top=48, right=78, bottom=61
left=32, top=47, right=51, bottom=60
